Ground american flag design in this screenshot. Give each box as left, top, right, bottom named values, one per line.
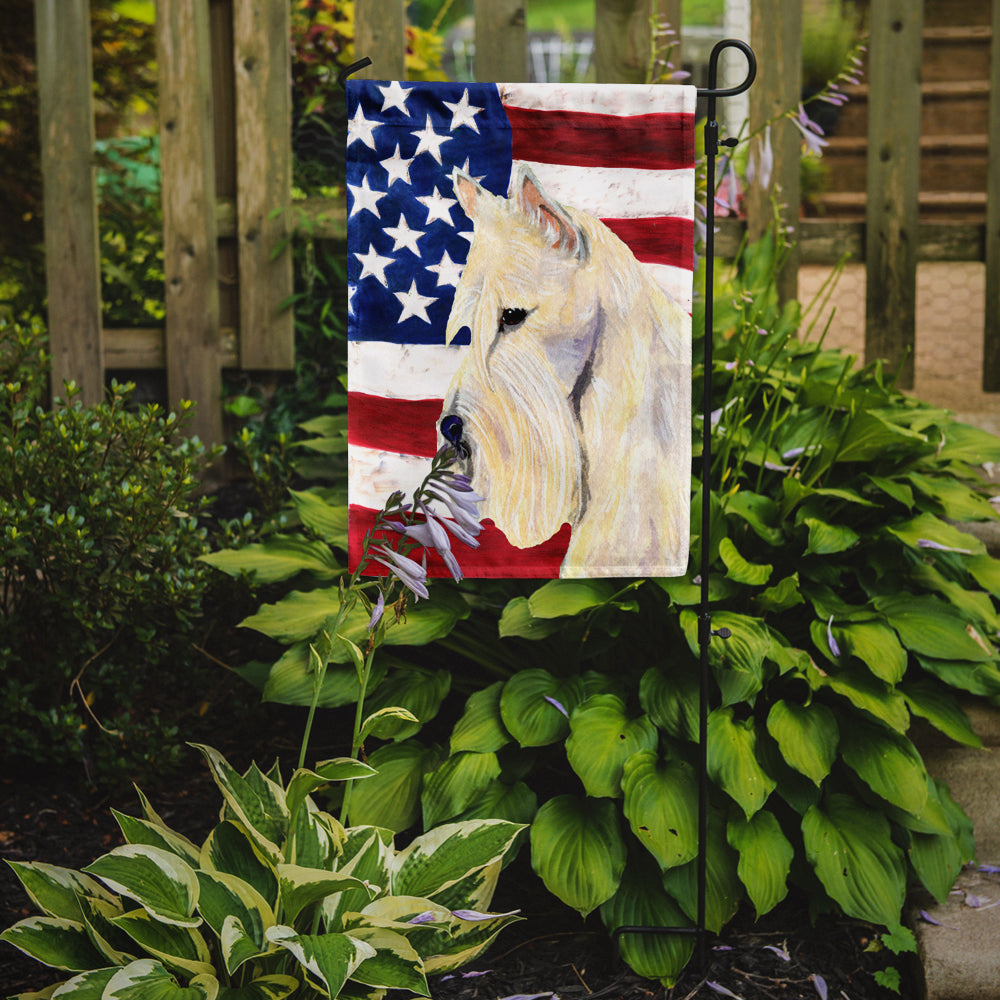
left=347, top=80, right=696, bottom=577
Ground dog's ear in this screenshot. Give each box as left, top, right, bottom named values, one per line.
left=513, top=166, right=586, bottom=259
left=452, top=168, right=484, bottom=222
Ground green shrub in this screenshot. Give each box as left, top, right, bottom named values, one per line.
left=0, top=317, right=220, bottom=783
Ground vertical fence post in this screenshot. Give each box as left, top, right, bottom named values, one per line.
left=864, top=0, right=923, bottom=389
left=595, top=0, right=653, bottom=84
left=746, top=0, right=801, bottom=305
left=983, top=0, right=1000, bottom=390
left=157, top=0, right=223, bottom=445
left=233, top=0, right=294, bottom=370
left=34, top=0, right=104, bottom=405
left=354, top=0, right=406, bottom=79
left=474, top=0, right=527, bottom=82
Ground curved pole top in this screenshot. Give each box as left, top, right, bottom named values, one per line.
left=697, top=39, right=756, bottom=99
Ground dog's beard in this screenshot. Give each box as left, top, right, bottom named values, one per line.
left=451, top=342, right=583, bottom=549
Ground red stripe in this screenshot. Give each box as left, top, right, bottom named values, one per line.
left=506, top=106, right=694, bottom=171
left=348, top=393, right=440, bottom=457
left=600, top=216, right=694, bottom=270
left=349, top=506, right=570, bottom=579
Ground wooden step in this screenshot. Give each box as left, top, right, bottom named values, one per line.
left=922, top=25, right=993, bottom=83
left=921, top=0, right=992, bottom=28
left=812, top=190, right=987, bottom=222
left=831, top=80, right=991, bottom=137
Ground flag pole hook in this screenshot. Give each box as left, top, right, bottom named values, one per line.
left=338, top=57, right=373, bottom=90
left=612, top=37, right=755, bottom=976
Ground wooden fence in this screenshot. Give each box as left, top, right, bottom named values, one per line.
left=33, top=0, right=1000, bottom=445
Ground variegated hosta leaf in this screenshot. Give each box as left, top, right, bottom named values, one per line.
left=765, top=700, right=838, bottom=786
left=190, top=745, right=287, bottom=863
left=288, top=802, right=343, bottom=870
left=424, top=859, right=501, bottom=915
left=499, top=669, right=585, bottom=747
left=323, top=829, right=393, bottom=931
left=565, top=695, right=658, bottom=799
left=110, top=908, right=214, bottom=978
left=802, top=793, right=906, bottom=926
left=276, top=864, right=375, bottom=925
left=285, top=760, right=376, bottom=823
left=112, top=810, right=202, bottom=868
left=529, top=795, right=626, bottom=917
left=77, top=894, right=136, bottom=966
left=838, top=718, right=929, bottom=817
left=214, top=974, right=300, bottom=1000
left=4, top=861, right=118, bottom=922
left=599, top=854, right=694, bottom=987
left=195, top=871, right=274, bottom=973
left=45, top=966, right=118, bottom=997
left=450, top=681, right=511, bottom=754
left=0, top=916, right=107, bottom=971
left=421, top=751, right=502, bottom=829
left=83, top=845, right=200, bottom=928
left=265, top=926, right=375, bottom=998
left=391, top=820, right=524, bottom=901
left=102, top=958, right=218, bottom=999
left=726, top=810, right=793, bottom=918
left=345, top=926, right=429, bottom=995
left=621, top=751, right=699, bottom=871
left=200, top=822, right=278, bottom=910
left=707, top=707, right=776, bottom=818
left=420, top=906, right=522, bottom=975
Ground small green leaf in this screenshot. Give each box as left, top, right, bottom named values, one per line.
left=875, top=594, right=995, bottom=662
left=347, top=740, right=441, bottom=832
left=707, top=708, right=776, bottom=818
left=288, top=489, right=348, bottom=546
left=727, top=811, right=793, bottom=917
left=639, top=664, right=699, bottom=743
left=450, top=682, right=511, bottom=754
left=719, top=537, right=773, bottom=585
left=901, top=680, right=982, bottom=748
left=200, top=536, right=342, bottom=584
left=499, top=670, right=584, bottom=747
left=839, top=718, right=929, bottom=817
left=497, top=597, right=564, bottom=639
left=765, top=700, right=838, bottom=786
left=527, top=579, right=617, bottom=618
left=421, top=751, right=502, bottom=828
left=803, top=517, right=859, bottom=555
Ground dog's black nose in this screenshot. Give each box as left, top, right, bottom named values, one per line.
left=441, top=415, right=469, bottom=459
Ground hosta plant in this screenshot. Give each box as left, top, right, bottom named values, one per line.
left=1, top=743, right=523, bottom=999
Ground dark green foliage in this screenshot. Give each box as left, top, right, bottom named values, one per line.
left=0, top=317, right=220, bottom=783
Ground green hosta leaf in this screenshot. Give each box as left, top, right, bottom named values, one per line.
left=111, top=908, right=214, bottom=978
left=277, top=865, right=374, bottom=925
left=200, top=535, right=342, bottom=584
left=907, top=472, right=998, bottom=521
left=216, top=975, right=299, bottom=1000
left=497, top=596, right=564, bottom=639
left=935, top=421, right=1000, bottom=464
left=874, top=594, right=995, bottom=662
left=803, top=517, right=859, bottom=556
left=655, top=573, right=737, bottom=606
left=421, top=751, right=502, bottom=828
left=727, top=811, right=793, bottom=918
left=0, top=916, right=107, bottom=971
left=265, top=926, right=375, bottom=997
left=866, top=474, right=914, bottom=509
left=530, top=795, right=626, bottom=917
left=839, top=718, right=928, bottom=816
left=724, top=490, right=784, bottom=545
left=807, top=660, right=910, bottom=732
left=4, top=862, right=118, bottom=923
left=347, top=740, right=442, bottom=832
left=910, top=562, right=1000, bottom=633
left=261, top=643, right=387, bottom=709
left=621, top=751, right=698, bottom=871
left=802, top=794, right=906, bottom=926
left=83, top=846, right=200, bottom=928
left=909, top=827, right=965, bottom=905
left=916, top=655, right=1000, bottom=697
left=360, top=706, right=421, bottom=742
left=835, top=410, right=927, bottom=463
left=755, top=573, right=804, bottom=614
left=499, top=670, right=584, bottom=747
left=200, top=822, right=278, bottom=910
left=450, top=682, right=511, bottom=754
left=680, top=610, right=770, bottom=706
left=362, top=667, right=451, bottom=740
left=639, top=663, right=698, bottom=743
left=765, top=701, right=838, bottom=786
left=901, top=680, right=982, bottom=748
left=346, top=926, right=428, bottom=994
left=886, top=512, right=985, bottom=556
left=599, top=854, right=694, bottom=987
left=103, top=959, right=218, bottom=999
left=707, top=708, right=776, bottom=818
left=966, top=553, right=1000, bottom=597
left=527, top=579, right=617, bottom=617
left=718, top=537, right=772, bottom=585
left=661, top=810, right=741, bottom=933
left=190, top=746, right=287, bottom=862
left=565, top=695, right=658, bottom=798
left=112, top=812, right=201, bottom=868
left=835, top=621, right=907, bottom=684
left=288, top=488, right=349, bottom=546
left=393, top=820, right=524, bottom=900
left=195, top=871, right=273, bottom=973
left=453, top=779, right=538, bottom=827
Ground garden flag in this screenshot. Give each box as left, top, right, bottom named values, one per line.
left=347, top=80, right=695, bottom=578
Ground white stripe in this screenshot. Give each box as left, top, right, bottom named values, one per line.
left=349, top=444, right=436, bottom=510
left=648, top=264, right=694, bottom=313
left=349, top=341, right=465, bottom=399
left=512, top=161, right=694, bottom=220
left=499, top=82, right=697, bottom=117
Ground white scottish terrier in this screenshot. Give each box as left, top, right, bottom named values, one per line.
left=440, top=164, right=690, bottom=578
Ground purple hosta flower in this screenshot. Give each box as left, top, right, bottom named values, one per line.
left=763, top=944, right=791, bottom=962
left=747, top=124, right=774, bottom=191
left=451, top=908, right=521, bottom=921
left=791, top=103, right=829, bottom=156
left=919, top=909, right=958, bottom=929
left=426, top=477, right=485, bottom=537
left=370, top=544, right=429, bottom=600
left=917, top=538, right=973, bottom=555
left=707, top=982, right=742, bottom=999
left=441, top=970, right=493, bottom=981
left=367, top=590, right=385, bottom=631
left=544, top=695, right=569, bottom=718
left=979, top=864, right=1000, bottom=874
left=497, top=994, right=557, bottom=1000
left=715, top=156, right=742, bottom=216
left=812, top=974, right=828, bottom=1000
left=407, top=911, right=438, bottom=925
left=827, top=615, right=842, bottom=657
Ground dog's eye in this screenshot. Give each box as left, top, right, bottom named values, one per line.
left=500, top=307, right=528, bottom=329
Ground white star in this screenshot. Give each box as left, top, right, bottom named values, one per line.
left=347, top=175, right=385, bottom=218
left=377, top=80, right=411, bottom=114
left=458, top=229, right=475, bottom=244
left=394, top=280, right=436, bottom=324
left=411, top=115, right=452, bottom=164
left=459, top=158, right=488, bottom=185
left=417, top=186, right=458, bottom=225
left=380, top=144, right=414, bottom=187
left=347, top=105, right=379, bottom=149
left=347, top=283, right=357, bottom=314
left=443, top=89, right=484, bottom=133
left=354, top=244, right=394, bottom=286
left=384, top=214, right=425, bottom=255
left=426, top=250, right=464, bottom=287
